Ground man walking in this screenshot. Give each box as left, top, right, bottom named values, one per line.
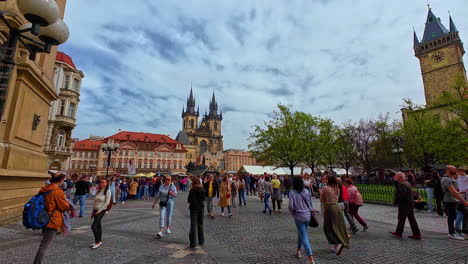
left=203, top=174, right=219, bottom=218
left=442, top=166, right=468, bottom=240
left=73, top=175, right=90, bottom=217
left=389, top=172, right=422, bottom=240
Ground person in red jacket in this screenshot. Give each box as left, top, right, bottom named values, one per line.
left=337, top=177, right=358, bottom=234
left=34, top=173, right=70, bottom=264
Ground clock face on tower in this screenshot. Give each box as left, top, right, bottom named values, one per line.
left=431, top=51, right=445, bottom=63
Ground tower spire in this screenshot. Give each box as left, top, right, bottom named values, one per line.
left=449, top=13, right=458, bottom=33
left=421, top=8, right=449, bottom=43
left=413, top=28, right=420, bottom=48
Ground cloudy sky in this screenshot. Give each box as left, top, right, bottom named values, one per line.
left=60, top=0, right=467, bottom=149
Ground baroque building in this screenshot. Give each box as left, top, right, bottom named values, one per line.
left=44, top=51, right=84, bottom=172
left=224, top=149, right=257, bottom=172
left=68, top=131, right=187, bottom=177
left=413, top=8, right=466, bottom=105
left=176, top=88, right=223, bottom=162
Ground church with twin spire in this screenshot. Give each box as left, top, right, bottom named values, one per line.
left=176, top=88, right=224, bottom=162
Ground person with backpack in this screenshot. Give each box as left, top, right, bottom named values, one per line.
left=187, top=177, right=206, bottom=248
left=441, top=165, right=468, bottom=240
left=73, top=175, right=91, bottom=217
left=238, top=175, right=247, bottom=206
left=33, top=173, right=70, bottom=264
left=90, top=178, right=111, bottom=249
left=345, top=178, right=369, bottom=231
left=152, top=176, right=178, bottom=237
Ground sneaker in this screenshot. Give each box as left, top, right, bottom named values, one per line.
left=166, top=228, right=171, bottom=234
left=448, top=233, right=464, bottom=240
left=408, top=235, right=422, bottom=240
left=388, top=232, right=402, bottom=238
left=295, top=251, right=302, bottom=259
left=91, top=243, right=101, bottom=250
left=89, top=242, right=102, bottom=247
left=363, top=225, right=369, bottom=232
left=157, top=231, right=164, bottom=238
left=352, top=227, right=359, bottom=234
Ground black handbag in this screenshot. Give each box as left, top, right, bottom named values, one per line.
left=299, top=191, right=319, bottom=228
left=159, top=184, right=172, bottom=207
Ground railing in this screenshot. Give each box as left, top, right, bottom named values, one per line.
left=355, top=184, right=429, bottom=206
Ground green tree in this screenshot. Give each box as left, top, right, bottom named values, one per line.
left=248, top=105, right=308, bottom=177
left=317, top=119, right=339, bottom=170
left=335, top=126, right=358, bottom=177
left=302, top=115, right=322, bottom=174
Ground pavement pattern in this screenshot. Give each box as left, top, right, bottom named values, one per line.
left=0, top=192, right=467, bottom=264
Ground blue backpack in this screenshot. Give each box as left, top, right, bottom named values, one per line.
left=23, top=190, right=56, bottom=230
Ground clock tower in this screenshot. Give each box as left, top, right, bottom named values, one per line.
left=414, top=8, right=466, bottom=105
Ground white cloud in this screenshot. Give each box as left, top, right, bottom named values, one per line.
left=59, top=0, right=468, bottom=149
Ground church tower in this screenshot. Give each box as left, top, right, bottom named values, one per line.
left=182, top=87, right=199, bottom=134
left=414, top=8, right=466, bottom=105
left=206, top=92, right=223, bottom=152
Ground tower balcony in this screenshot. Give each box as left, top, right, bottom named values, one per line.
left=44, top=146, right=73, bottom=160
left=54, top=115, right=76, bottom=128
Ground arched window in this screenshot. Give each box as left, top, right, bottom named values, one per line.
left=200, top=140, right=207, bottom=154
left=214, top=122, right=218, bottom=130
left=57, top=130, right=65, bottom=147
left=190, top=119, right=194, bottom=128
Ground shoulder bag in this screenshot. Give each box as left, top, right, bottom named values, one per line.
left=299, top=191, right=319, bottom=228
left=159, top=184, right=172, bottom=207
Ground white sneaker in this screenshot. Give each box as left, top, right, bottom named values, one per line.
left=448, top=233, right=464, bottom=240
left=91, top=243, right=102, bottom=249
left=166, top=228, right=171, bottom=234
left=157, top=231, right=164, bottom=238
left=90, top=242, right=102, bottom=247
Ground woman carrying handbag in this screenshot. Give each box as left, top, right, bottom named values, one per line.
left=288, top=176, right=316, bottom=264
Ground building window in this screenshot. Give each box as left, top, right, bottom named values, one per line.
left=64, top=75, right=70, bottom=89
left=149, top=161, right=153, bottom=168
left=173, top=163, right=177, bottom=169
left=68, top=103, right=76, bottom=118
left=124, top=162, right=127, bottom=168
left=179, top=163, right=182, bottom=169
left=72, top=79, right=79, bottom=92
left=57, top=130, right=65, bottom=147
left=71, top=162, right=75, bottom=169
left=138, top=151, right=142, bottom=156
left=118, top=162, right=122, bottom=168
left=60, top=100, right=65, bottom=115
left=77, top=151, right=81, bottom=157
left=138, top=162, right=142, bottom=168
left=214, top=122, right=218, bottom=130
left=157, top=163, right=160, bottom=169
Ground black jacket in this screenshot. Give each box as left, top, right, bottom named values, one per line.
left=188, top=187, right=206, bottom=211
left=394, top=181, right=414, bottom=207
left=203, top=180, right=219, bottom=198
left=74, top=180, right=90, bottom=195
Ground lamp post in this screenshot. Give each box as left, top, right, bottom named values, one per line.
left=101, top=143, right=120, bottom=177
left=89, top=163, right=96, bottom=181
left=0, top=0, right=70, bottom=119
left=392, top=136, right=404, bottom=171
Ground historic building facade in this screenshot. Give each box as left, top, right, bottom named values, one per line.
left=0, top=0, right=69, bottom=225
left=224, top=149, right=257, bottom=172
left=176, top=88, right=224, bottom=161
left=413, top=8, right=466, bottom=105
left=44, top=51, right=84, bottom=172
left=68, top=131, right=187, bottom=177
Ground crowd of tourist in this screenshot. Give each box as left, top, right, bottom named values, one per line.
left=29, top=164, right=468, bottom=264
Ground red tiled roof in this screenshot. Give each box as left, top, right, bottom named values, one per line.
left=73, top=139, right=103, bottom=150
left=56, top=51, right=77, bottom=69
left=107, top=131, right=177, bottom=143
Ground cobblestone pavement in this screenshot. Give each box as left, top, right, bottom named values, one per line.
left=0, top=193, right=467, bottom=264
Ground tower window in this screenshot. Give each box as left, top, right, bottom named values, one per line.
left=428, top=17, right=434, bottom=23
left=190, top=119, right=194, bottom=128
left=431, top=32, right=437, bottom=38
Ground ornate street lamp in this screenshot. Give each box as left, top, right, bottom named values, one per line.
left=0, top=0, right=70, bottom=118
left=101, top=143, right=120, bottom=177
left=89, top=163, right=96, bottom=181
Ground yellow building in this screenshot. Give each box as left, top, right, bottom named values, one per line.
left=224, top=149, right=257, bottom=172
left=44, top=51, right=84, bottom=173
left=0, top=0, right=69, bottom=225
left=176, top=87, right=223, bottom=162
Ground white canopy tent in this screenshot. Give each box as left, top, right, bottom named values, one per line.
left=239, top=165, right=302, bottom=176
left=302, top=168, right=348, bottom=175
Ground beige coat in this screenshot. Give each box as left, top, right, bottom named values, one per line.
left=219, top=181, right=231, bottom=207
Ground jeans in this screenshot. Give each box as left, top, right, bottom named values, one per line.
left=160, top=199, right=174, bottom=228
left=91, top=210, right=106, bottom=243
left=455, top=209, right=463, bottom=232
left=245, top=183, right=250, bottom=196
left=206, top=197, right=214, bottom=215
left=348, top=203, right=368, bottom=227
left=426, top=187, right=434, bottom=211
left=120, top=190, right=127, bottom=202
left=295, top=220, right=313, bottom=256
left=238, top=190, right=246, bottom=205
left=189, top=210, right=204, bottom=247
left=110, top=188, right=116, bottom=203
left=73, top=194, right=87, bottom=217
left=284, top=189, right=290, bottom=198
left=264, top=193, right=271, bottom=211
left=34, top=228, right=57, bottom=264
left=144, top=186, right=149, bottom=197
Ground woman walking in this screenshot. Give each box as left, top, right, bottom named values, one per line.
left=262, top=177, right=273, bottom=215
left=188, top=178, right=206, bottom=248
left=320, top=175, right=349, bottom=255
left=90, top=179, right=111, bottom=249
left=345, top=178, right=369, bottom=231
left=271, top=174, right=283, bottom=213
left=238, top=175, right=247, bottom=206
left=289, top=176, right=316, bottom=264
left=152, top=176, right=177, bottom=237
left=109, top=177, right=117, bottom=205
left=219, top=176, right=232, bottom=217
